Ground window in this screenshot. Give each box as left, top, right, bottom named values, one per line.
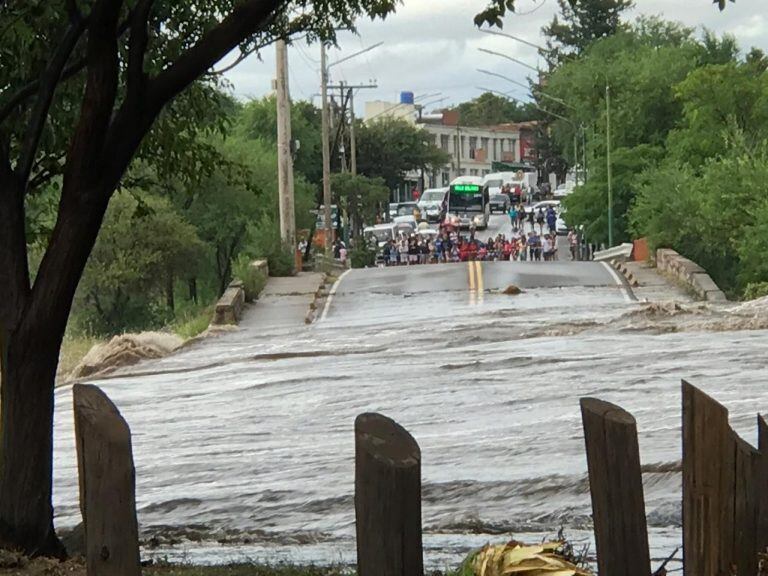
left=459, top=168, right=466, bottom=176
left=442, top=171, right=450, bottom=186
left=469, top=148, right=476, bottom=159
left=481, top=137, right=489, bottom=153
left=440, top=134, right=450, bottom=151
left=470, top=169, right=478, bottom=176
left=469, top=136, right=477, bottom=152
left=460, top=136, right=466, bottom=158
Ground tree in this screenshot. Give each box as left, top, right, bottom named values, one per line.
left=355, top=118, right=450, bottom=191
left=543, top=0, right=634, bottom=64
left=452, top=92, right=536, bottom=127
left=331, top=173, right=389, bottom=237
left=75, top=191, right=206, bottom=334
left=0, top=0, right=397, bottom=556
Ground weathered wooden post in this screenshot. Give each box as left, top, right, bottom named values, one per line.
left=732, top=433, right=760, bottom=576
left=355, top=412, right=423, bottom=576
left=73, top=384, right=140, bottom=576
left=682, top=380, right=735, bottom=576
left=758, top=415, right=768, bottom=557
left=580, top=398, right=650, bottom=576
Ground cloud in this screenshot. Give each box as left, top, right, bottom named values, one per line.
left=223, top=0, right=768, bottom=109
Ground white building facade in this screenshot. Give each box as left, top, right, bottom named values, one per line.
left=420, top=121, right=523, bottom=188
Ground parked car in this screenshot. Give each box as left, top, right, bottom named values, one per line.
left=396, top=202, right=421, bottom=221
left=489, top=193, right=510, bottom=214
left=417, top=188, right=448, bottom=223
left=553, top=182, right=575, bottom=199
left=531, top=200, right=561, bottom=213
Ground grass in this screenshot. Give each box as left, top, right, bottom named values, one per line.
left=57, top=335, right=99, bottom=381
left=172, top=304, right=215, bottom=340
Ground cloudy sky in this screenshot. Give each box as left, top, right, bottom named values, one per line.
left=222, top=0, right=768, bottom=112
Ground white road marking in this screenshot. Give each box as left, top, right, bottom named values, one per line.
left=319, top=268, right=352, bottom=322
left=601, top=261, right=635, bottom=303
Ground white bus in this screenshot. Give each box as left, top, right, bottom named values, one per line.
left=445, top=176, right=490, bottom=230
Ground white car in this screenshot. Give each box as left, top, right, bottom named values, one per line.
left=553, top=182, right=575, bottom=199
left=417, top=188, right=448, bottom=223
left=532, top=200, right=561, bottom=213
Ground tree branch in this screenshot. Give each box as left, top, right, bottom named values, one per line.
left=0, top=15, right=136, bottom=125
left=147, top=0, right=286, bottom=109
left=16, top=16, right=87, bottom=186
left=62, top=0, right=125, bottom=189
left=126, top=0, right=155, bottom=105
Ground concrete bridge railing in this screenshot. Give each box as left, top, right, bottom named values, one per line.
left=656, top=248, right=727, bottom=302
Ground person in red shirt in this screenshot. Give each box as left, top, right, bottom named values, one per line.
left=411, top=186, right=420, bottom=201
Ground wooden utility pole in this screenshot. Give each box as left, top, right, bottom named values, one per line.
left=349, top=88, right=357, bottom=175
left=276, top=39, right=296, bottom=259
left=320, top=44, right=332, bottom=254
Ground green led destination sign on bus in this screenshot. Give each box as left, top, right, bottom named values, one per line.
left=451, top=184, right=481, bottom=193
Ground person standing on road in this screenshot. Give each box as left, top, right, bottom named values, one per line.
left=546, top=206, right=557, bottom=235
left=567, top=230, right=578, bottom=260
left=536, top=208, right=545, bottom=234
left=508, top=205, right=518, bottom=231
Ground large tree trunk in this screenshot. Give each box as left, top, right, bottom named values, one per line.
left=0, top=184, right=111, bottom=556
left=0, top=332, right=64, bottom=558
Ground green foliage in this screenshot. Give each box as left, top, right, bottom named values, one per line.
left=246, top=216, right=296, bottom=277
left=172, top=305, right=215, bottom=340
left=743, top=282, right=768, bottom=301
left=237, top=97, right=323, bottom=188
left=453, top=93, right=536, bottom=126
left=631, top=148, right=768, bottom=296
left=232, top=254, right=268, bottom=302
left=330, top=173, right=389, bottom=234
left=543, top=0, right=634, bottom=65
left=356, top=118, right=450, bottom=190
left=74, top=191, right=207, bottom=335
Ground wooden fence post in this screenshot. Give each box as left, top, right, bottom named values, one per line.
left=732, top=433, right=760, bottom=576
left=73, top=384, right=140, bottom=576
left=580, top=398, right=650, bottom=576
left=758, top=415, right=768, bottom=556
left=355, top=412, right=423, bottom=576
left=682, top=380, right=735, bottom=576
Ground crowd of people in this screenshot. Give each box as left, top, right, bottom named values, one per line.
left=379, top=230, right=566, bottom=265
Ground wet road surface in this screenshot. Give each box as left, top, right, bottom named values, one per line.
left=51, top=215, right=768, bottom=570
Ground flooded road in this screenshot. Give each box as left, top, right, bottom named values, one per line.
left=51, top=233, right=768, bottom=570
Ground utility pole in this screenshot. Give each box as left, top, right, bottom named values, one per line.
left=349, top=88, right=357, bottom=175
left=275, top=39, right=296, bottom=260
left=320, top=44, right=332, bottom=254
left=606, top=84, right=613, bottom=248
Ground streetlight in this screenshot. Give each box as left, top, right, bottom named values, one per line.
left=475, top=79, right=581, bottom=187
left=479, top=29, right=549, bottom=52
left=478, top=47, right=538, bottom=73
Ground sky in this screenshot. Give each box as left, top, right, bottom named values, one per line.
left=222, top=0, right=768, bottom=113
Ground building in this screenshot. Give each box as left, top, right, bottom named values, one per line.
left=363, top=98, right=537, bottom=200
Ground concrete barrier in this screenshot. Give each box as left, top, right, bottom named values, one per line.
left=213, top=280, right=245, bottom=325
left=250, top=259, right=269, bottom=278
left=594, top=243, right=634, bottom=262
left=656, top=248, right=727, bottom=302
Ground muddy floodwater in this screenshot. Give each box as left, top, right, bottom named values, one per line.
left=52, top=278, right=768, bottom=570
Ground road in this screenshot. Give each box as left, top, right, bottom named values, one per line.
left=49, top=214, right=768, bottom=570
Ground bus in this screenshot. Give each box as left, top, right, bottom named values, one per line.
left=445, top=176, right=490, bottom=230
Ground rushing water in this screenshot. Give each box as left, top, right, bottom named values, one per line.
left=52, top=279, right=768, bottom=570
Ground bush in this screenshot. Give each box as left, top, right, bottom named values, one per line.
left=350, top=244, right=376, bottom=268
left=246, top=215, right=296, bottom=277
left=232, top=254, right=268, bottom=302
left=743, top=282, right=768, bottom=301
